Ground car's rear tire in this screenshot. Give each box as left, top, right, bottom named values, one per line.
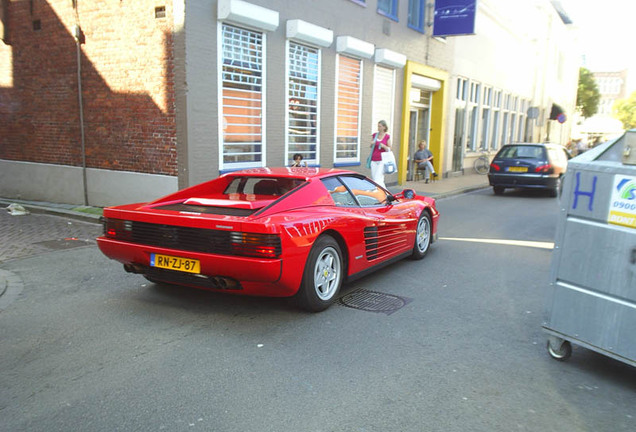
left=295, top=235, right=343, bottom=312
left=411, top=212, right=431, bottom=260
left=493, top=186, right=505, bottom=195
left=549, top=176, right=562, bottom=198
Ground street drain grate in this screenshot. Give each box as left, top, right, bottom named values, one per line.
left=34, top=238, right=93, bottom=251
left=339, top=289, right=412, bottom=315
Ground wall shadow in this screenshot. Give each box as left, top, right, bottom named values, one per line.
left=0, top=0, right=177, bottom=176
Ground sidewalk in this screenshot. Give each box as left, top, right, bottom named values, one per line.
left=0, top=198, right=103, bottom=224
left=395, top=172, right=490, bottom=199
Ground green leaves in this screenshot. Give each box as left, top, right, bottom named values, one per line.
left=613, top=91, right=636, bottom=130
left=576, top=67, right=600, bottom=119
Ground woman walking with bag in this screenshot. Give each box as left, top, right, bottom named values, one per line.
left=369, top=120, right=392, bottom=188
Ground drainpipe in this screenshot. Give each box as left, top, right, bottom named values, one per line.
left=73, top=24, right=88, bottom=206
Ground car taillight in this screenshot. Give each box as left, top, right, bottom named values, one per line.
left=490, top=163, right=500, bottom=171
left=535, top=164, right=553, bottom=173
left=103, top=218, right=133, bottom=241
left=230, top=232, right=282, bottom=259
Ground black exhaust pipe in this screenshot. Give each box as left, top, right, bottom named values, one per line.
left=123, top=263, right=144, bottom=274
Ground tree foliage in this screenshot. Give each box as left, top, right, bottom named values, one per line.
left=613, top=91, right=636, bottom=130
left=576, top=67, right=600, bottom=118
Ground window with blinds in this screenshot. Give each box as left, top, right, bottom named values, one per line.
left=287, top=42, right=319, bottom=165
left=221, top=24, right=264, bottom=168
left=335, top=55, right=362, bottom=163
left=372, top=66, right=395, bottom=137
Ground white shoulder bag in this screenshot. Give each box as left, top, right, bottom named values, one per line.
left=381, top=150, right=397, bottom=174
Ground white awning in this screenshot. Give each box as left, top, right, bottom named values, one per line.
left=336, top=36, right=374, bottom=59
left=218, top=0, right=279, bottom=32
left=374, top=48, right=406, bottom=68
left=411, top=74, right=441, bottom=91
left=287, top=19, right=333, bottom=48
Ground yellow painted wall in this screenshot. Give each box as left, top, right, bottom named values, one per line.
left=398, top=61, right=448, bottom=185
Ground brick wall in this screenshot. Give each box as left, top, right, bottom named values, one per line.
left=0, top=0, right=177, bottom=176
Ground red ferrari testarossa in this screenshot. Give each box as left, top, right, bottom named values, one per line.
left=97, top=168, right=439, bottom=311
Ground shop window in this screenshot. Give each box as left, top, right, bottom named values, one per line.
left=220, top=24, right=264, bottom=169
left=372, top=66, right=395, bottom=137
left=334, top=55, right=362, bottom=164
left=287, top=42, right=320, bottom=166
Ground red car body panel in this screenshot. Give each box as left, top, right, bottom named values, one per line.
left=96, top=168, right=439, bottom=297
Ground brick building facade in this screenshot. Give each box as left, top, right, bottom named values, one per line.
left=1, top=0, right=176, bottom=172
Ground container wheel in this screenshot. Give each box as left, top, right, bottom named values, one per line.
left=547, top=339, right=572, bottom=361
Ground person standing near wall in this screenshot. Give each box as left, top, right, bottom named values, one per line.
left=369, top=120, right=392, bottom=188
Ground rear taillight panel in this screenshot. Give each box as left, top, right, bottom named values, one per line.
left=230, top=232, right=282, bottom=259
left=103, top=218, right=133, bottom=241
left=535, top=164, right=553, bottom=174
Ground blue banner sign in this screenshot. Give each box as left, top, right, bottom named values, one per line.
left=433, top=0, right=477, bottom=37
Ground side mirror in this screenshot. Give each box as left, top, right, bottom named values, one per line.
left=388, top=189, right=416, bottom=202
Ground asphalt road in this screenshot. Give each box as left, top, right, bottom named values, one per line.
left=0, top=189, right=634, bottom=432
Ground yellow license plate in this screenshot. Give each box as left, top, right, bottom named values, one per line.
left=508, top=166, right=528, bottom=173
left=151, top=254, right=200, bottom=274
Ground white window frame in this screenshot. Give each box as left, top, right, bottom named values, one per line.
left=517, top=99, right=527, bottom=142
left=454, top=77, right=468, bottom=153
left=500, top=93, right=511, bottom=146
left=334, top=54, right=363, bottom=165
left=285, top=40, right=321, bottom=166
left=479, top=86, right=492, bottom=151
left=490, top=89, right=502, bottom=150
left=218, top=24, right=266, bottom=171
left=466, top=81, right=481, bottom=152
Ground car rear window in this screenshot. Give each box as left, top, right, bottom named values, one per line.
left=498, top=145, right=545, bottom=159
left=223, top=177, right=306, bottom=197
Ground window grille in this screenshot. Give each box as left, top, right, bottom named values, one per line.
left=335, top=55, right=362, bottom=163
left=287, top=42, right=319, bottom=165
left=221, top=24, right=264, bottom=167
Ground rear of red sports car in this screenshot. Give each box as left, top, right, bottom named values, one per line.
left=97, top=168, right=438, bottom=311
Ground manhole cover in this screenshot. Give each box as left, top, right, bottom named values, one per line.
left=34, top=238, right=93, bottom=251
left=339, top=289, right=412, bottom=315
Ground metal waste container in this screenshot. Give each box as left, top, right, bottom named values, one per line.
left=543, top=130, right=636, bottom=366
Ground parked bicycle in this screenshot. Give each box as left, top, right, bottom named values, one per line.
left=474, top=149, right=490, bottom=175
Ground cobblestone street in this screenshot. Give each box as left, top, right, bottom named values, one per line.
left=0, top=210, right=102, bottom=262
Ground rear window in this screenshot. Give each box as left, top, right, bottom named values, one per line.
left=497, top=145, right=545, bottom=159
left=224, top=177, right=306, bottom=197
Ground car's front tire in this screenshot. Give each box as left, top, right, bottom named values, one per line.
left=295, top=235, right=343, bottom=312
left=411, top=212, right=431, bottom=260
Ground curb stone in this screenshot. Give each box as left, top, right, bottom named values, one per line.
left=0, top=199, right=102, bottom=224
